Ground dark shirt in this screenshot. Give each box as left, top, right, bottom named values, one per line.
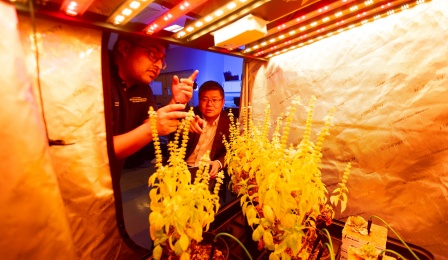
left=110, top=62, right=158, bottom=168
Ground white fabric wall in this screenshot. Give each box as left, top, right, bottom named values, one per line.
left=247, top=0, right=447, bottom=259
left=0, top=3, right=76, bottom=258
left=0, top=2, right=139, bottom=259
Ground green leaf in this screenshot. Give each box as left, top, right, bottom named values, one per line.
left=241, top=201, right=248, bottom=213
left=174, top=238, right=183, bottom=255
left=281, top=251, right=292, bottom=260
left=249, top=193, right=258, bottom=201
left=246, top=205, right=257, bottom=219
left=252, top=225, right=264, bottom=241
left=149, top=211, right=164, bottom=231
left=261, top=218, right=271, bottom=227
left=330, top=195, right=338, bottom=207
left=154, top=235, right=168, bottom=246
left=264, top=231, right=275, bottom=250
left=149, top=188, right=158, bottom=200
left=240, top=194, right=248, bottom=206
left=243, top=163, right=250, bottom=172
left=280, top=213, right=296, bottom=229
left=274, top=239, right=287, bottom=254
left=153, top=245, right=163, bottom=260
left=178, top=234, right=189, bottom=251
left=263, top=205, right=275, bottom=223
left=269, top=253, right=280, bottom=260
left=148, top=174, right=157, bottom=186
left=180, top=252, right=190, bottom=260
left=340, top=198, right=347, bottom=213
left=185, top=228, right=196, bottom=241
left=288, top=233, right=301, bottom=255
left=241, top=156, right=247, bottom=166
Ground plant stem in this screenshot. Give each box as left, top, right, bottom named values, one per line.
left=214, top=233, right=253, bottom=260
left=321, top=229, right=334, bottom=256
left=322, top=242, right=335, bottom=260
left=321, top=229, right=335, bottom=260
left=379, top=249, right=407, bottom=260
left=369, top=215, right=420, bottom=260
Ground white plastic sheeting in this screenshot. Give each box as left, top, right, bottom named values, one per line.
left=247, top=0, right=448, bottom=259
left=0, top=3, right=139, bottom=259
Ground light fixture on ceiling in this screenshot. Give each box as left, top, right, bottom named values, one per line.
left=177, top=0, right=271, bottom=44
left=143, top=0, right=208, bottom=35
left=263, top=0, right=429, bottom=58
left=164, top=24, right=184, bottom=33
left=173, top=0, right=264, bottom=41
left=61, top=0, right=95, bottom=16
left=107, top=0, right=155, bottom=26
left=214, top=14, right=267, bottom=50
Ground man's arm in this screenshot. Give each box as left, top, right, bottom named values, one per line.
left=113, top=123, right=153, bottom=160
left=114, top=104, right=188, bottom=160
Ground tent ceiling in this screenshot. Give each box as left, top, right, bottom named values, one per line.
left=14, top=0, right=425, bottom=60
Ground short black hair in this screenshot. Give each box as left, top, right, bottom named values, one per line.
left=198, top=80, right=224, bottom=99
left=113, top=33, right=169, bottom=53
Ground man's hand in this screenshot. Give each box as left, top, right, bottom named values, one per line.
left=189, top=115, right=205, bottom=134
left=208, top=160, right=221, bottom=179
left=150, top=104, right=188, bottom=136
left=171, top=70, right=199, bottom=104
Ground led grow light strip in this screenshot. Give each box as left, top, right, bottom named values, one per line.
left=107, top=0, right=155, bottom=26
left=264, top=0, right=358, bottom=40
left=143, top=0, right=208, bottom=35
left=173, top=0, right=262, bottom=40
left=244, top=0, right=387, bottom=54
left=61, top=0, right=95, bottom=16
left=259, top=0, right=408, bottom=57
left=263, top=0, right=429, bottom=58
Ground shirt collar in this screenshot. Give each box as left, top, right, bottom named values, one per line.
left=212, top=114, right=220, bottom=126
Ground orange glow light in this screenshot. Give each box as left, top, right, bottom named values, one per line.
left=60, top=0, right=95, bottom=16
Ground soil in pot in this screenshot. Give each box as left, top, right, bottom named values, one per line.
left=162, top=232, right=229, bottom=260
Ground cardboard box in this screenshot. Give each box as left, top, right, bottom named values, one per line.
left=340, top=220, right=388, bottom=260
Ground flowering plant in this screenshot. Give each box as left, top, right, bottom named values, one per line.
left=148, top=107, right=225, bottom=260
left=223, top=96, right=351, bottom=259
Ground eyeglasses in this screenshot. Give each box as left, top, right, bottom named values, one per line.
left=200, top=98, right=223, bottom=104
left=132, top=42, right=167, bottom=70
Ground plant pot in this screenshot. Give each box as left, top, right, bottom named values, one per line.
left=256, top=249, right=332, bottom=260
left=152, top=232, right=229, bottom=260
left=202, top=232, right=230, bottom=260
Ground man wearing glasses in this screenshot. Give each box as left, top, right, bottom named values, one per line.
left=110, top=34, right=199, bottom=168
left=185, top=81, right=231, bottom=182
